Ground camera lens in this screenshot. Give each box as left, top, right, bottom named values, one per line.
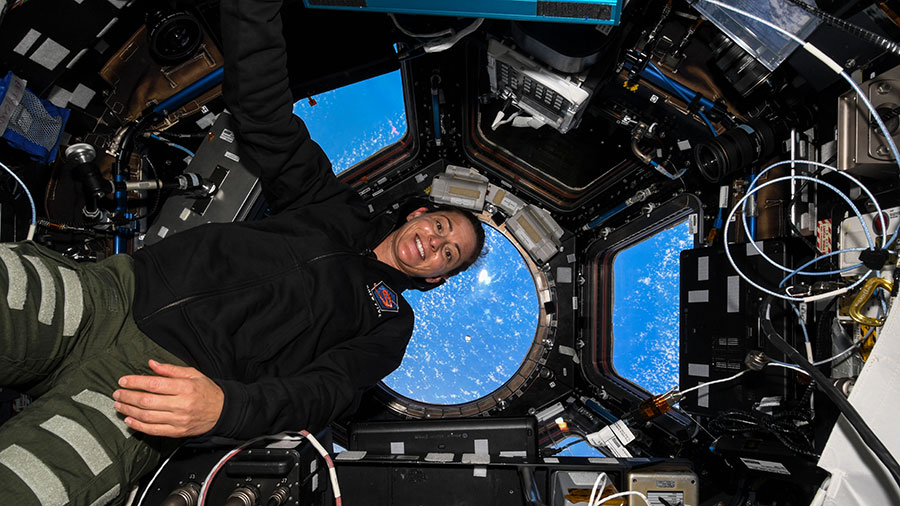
left=694, top=120, right=781, bottom=182
left=147, top=10, right=202, bottom=66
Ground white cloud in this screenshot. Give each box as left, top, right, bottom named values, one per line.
left=478, top=268, right=492, bottom=285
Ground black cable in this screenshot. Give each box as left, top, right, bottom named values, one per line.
left=0, top=0, right=9, bottom=28
left=115, top=115, right=165, bottom=226
left=709, top=409, right=818, bottom=459
left=760, top=296, right=900, bottom=489
left=115, top=126, right=136, bottom=181
left=770, top=411, right=819, bottom=459
left=116, top=115, right=155, bottom=180
left=544, top=433, right=589, bottom=456
left=815, top=297, right=839, bottom=374
left=786, top=0, right=900, bottom=56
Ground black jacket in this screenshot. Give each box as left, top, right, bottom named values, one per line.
left=131, top=0, right=414, bottom=440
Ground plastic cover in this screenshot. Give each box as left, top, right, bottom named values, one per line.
left=692, top=0, right=821, bottom=71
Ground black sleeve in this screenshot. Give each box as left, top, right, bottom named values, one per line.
left=208, top=314, right=414, bottom=439
left=220, top=0, right=352, bottom=215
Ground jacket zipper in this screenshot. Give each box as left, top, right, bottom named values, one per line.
left=137, top=251, right=365, bottom=324
left=307, top=251, right=360, bottom=263
left=138, top=266, right=298, bottom=324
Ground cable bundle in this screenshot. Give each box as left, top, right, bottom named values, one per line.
left=710, top=409, right=818, bottom=459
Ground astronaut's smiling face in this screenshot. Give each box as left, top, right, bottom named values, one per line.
left=384, top=207, right=478, bottom=283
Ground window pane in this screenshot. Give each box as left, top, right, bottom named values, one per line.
left=292, top=70, right=407, bottom=174
left=612, top=220, right=692, bottom=394
left=383, top=224, right=538, bottom=404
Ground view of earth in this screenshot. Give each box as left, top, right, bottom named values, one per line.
left=293, top=70, right=407, bottom=174
left=383, top=225, right=538, bottom=404
left=612, top=220, right=693, bottom=394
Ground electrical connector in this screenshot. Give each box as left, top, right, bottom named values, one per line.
left=624, top=389, right=683, bottom=424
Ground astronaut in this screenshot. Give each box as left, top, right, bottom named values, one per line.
left=0, top=0, right=484, bottom=503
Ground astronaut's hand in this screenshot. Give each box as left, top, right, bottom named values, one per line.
left=113, top=359, right=224, bottom=438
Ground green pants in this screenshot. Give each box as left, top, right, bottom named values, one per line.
left=0, top=242, right=187, bottom=506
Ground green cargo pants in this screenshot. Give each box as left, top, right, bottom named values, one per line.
left=0, top=242, right=188, bottom=506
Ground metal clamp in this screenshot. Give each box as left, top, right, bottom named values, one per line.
left=849, top=277, right=894, bottom=327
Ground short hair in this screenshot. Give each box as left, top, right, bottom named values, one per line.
left=426, top=204, right=486, bottom=277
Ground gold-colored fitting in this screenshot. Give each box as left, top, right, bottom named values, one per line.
left=849, top=277, right=894, bottom=327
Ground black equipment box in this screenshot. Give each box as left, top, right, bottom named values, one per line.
left=334, top=454, right=670, bottom=506
left=143, top=111, right=263, bottom=246
left=679, top=240, right=805, bottom=415
left=138, top=432, right=333, bottom=506
left=349, top=417, right=538, bottom=461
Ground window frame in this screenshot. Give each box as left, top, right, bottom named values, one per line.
left=582, top=194, right=705, bottom=430
left=375, top=212, right=557, bottom=418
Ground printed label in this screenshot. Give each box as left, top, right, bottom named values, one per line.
left=816, top=219, right=832, bottom=254
left=741, top=458, right=791, bottom=475
left=648, top=491, right=685, bottom=506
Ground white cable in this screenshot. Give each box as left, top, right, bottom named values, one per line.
left=425, top=18, right=484, bottom=53
left=198, top=431, right=341, bottom=506
left=741, top=161, right=886, bottom=273
left=781, top=313, right=878, bottom=369
left=588, top=472, right=610, bottom=506
left=815, top=339, right=862, bottom=366
left=595, top=490, right=652, bottom=506
left=766, top=324, right=877, bottom=372
left=697, top=2, right=900, bottom=302
left=297, top=430, right=342, bottom=504
left=790, top=303, right=817, bottom=362
left=0, top=159, right=36, bottom=240
left=136, top=445, right=183, bottom=506
left=804, top=42, right=843, bottom=74
left=737, top=172, right=877, bottom=264
left=198, top=432, right=309, bottom=505
left=768, top=361, right=810, bottom=376
left=679, top=369, right=750, bottom=396
left=723, top=175, right=874, bottom=303
left=697, top=0, right=900, bottom=365
left=511, top=115, right=545, bottom=129
left=198, top=434, right=275, bottom=505
left=810, top=476, right=832, bottom=506
left=491, top=110, right=520, bottom=130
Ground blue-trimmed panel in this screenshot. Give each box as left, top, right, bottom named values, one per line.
left=303, top=0, right=622, bottom=25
